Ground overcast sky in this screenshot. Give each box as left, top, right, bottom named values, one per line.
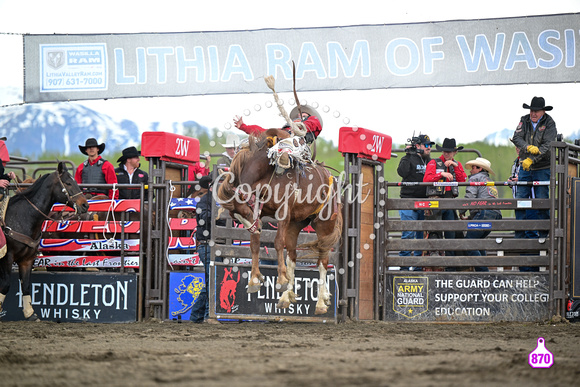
left=1, top=0, right=579, bottom=147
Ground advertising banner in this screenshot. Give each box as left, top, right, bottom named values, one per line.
left=2, top=272, right=138, bottom=322
left=168, top=272, right=206, bottom=321
left=384, top=273, right=550, bottom=322
left=212, top=265, right=336, bottom=322
left=23, top=13, right=580, bottom=103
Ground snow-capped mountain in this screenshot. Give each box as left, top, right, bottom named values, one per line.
left=484, top=128, right=513, bottom=146
left=0, top=94, right=210, bottom=158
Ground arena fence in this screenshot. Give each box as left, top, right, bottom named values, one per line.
left=4, top=136, right=578, bottom=323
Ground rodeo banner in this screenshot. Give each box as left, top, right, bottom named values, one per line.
left=23, top=13, right=580, bottom=103
left=211, top=265, right=336, bottom=322
left=3, top=272, right=138, bottom=322
left=384, top=273, right=550, bottom=322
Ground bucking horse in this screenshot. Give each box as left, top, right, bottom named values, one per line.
left=217, top=128, right=343, bottom=314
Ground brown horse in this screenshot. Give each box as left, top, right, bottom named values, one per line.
left=217, top=129, right=342, bottom=314
left=0, top=162, right=89, bottom=320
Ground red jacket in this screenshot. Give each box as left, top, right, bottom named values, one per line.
left=238, top=115, right=322, bottom=138
left=188, top=162, right=209, bottom=181
left=424, top=155, right=467, bottom=189
left=75, top=156, right=119, bottom=199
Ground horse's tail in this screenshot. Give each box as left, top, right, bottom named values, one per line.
left=298, top=204, right=343, bottom=260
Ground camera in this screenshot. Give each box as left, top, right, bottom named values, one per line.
left=405, top=135, right=424, bottom=154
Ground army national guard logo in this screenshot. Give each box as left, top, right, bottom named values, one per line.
left=47, top=50, right=65, bottom=69
left=393, top=276, right=429, bottom=318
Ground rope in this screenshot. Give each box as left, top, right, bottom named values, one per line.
left=165, top=181, right=176, bottom=270
left=103, top=184, right=118, bottom=242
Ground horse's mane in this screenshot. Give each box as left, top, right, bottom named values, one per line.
left=217, top=130, right=285, bottom=210
left=10, top=173, right=52, bottom=204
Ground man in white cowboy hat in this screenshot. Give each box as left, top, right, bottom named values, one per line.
left=75, top=137, right=118, bottom=199
left=458, top=157, right=502, bottom=272
left=216, top=133, right=240, bottom=168
left=114, top=146, right=149, bottom=200
left=423, top=138, right=468, bottom=265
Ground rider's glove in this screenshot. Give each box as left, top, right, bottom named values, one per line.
left=527, top=145, right=541, bottom=155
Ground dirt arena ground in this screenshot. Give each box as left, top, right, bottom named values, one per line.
left=1, top=318, right=578, bottom=387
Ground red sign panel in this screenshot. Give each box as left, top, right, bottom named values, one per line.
left=141, top=131, right=200, bottom=164
left=338, top=127, right=392, bottom=162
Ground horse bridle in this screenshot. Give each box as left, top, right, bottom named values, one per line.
left=12, top=171, right=84, bottom=222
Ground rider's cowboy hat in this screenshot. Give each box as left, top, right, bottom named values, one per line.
left=523, top=96, right=553, bottom=111
left=79, top=138, right=105, bottom=155
left=221, top=133, right=240, bottom=148
left=436, top=138, right=464, bottom=152
left=117, top=146, right=141, bottom=163
left=0, top=137, right=6, bottom=141
left=290, top=105, right=323, bottom=128
left=466, top=157, right=495, bottom=175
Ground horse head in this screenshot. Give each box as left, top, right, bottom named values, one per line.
left=55, top=162, right=89, bottom=215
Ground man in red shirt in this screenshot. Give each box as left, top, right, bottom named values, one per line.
left=423, top=138, right=467, bottom=265
left=233, top=105, right=323, bottom=144
left=75, top=138, right=118, bottom=199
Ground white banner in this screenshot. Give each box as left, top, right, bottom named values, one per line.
left=23, top=13, right=580, bottom=103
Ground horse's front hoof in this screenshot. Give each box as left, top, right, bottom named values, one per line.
left=275, top=282, right=288, bottom=293
left=277, top=300, right=290, bottom=309
left=247, top=284, right=261, bottom=294
left=25, top=313, right=40, bottom=321
left=315, top=306, right=328, bottom=315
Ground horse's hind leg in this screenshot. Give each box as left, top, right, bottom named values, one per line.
left=276, top=221, right=302, bottom=309
left=315, top=251, right=331, bottom=315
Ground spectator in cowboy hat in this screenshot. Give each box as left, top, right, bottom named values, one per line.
left=423, top=138, right=467, bottom=268
left=216, top=133, right=240, bottom=168
left=511, top=96, right=558, bottom=272
left=458, top=157, right=502, bottom=272
left=115, top=146, right=149, bottom=200
left=75, top=138, right=118, bottom=199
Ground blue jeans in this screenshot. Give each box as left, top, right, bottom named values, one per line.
left=465, top=210, right=502, bottom=272
left=190, top=244, right=210, bottom=323
left=515, top=167, right=550, bottom=239
left=515, top=167, right=550, bottom=272
left=398, top=209, right=424, bottom=270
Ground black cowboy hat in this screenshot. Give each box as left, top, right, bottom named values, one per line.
left=523, top=96, right=553, bottom=111
left=436, top=138, right=464, bottom=152
left=79, top=138, right=105, bottom=155
left=0, top=136, right=6, bottom=141
left=199, top=175, right=213, bottom=189
left=117, top=146, right=141, bottom=163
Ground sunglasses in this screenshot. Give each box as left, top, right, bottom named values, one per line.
left=424, top=144, right=431, bottom=148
